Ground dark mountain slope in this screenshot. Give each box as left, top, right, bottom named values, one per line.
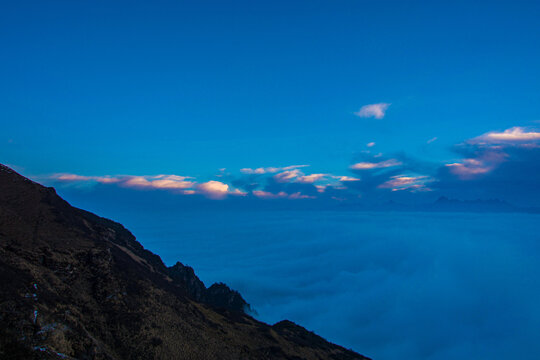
left=0, top=164, right=370, bottom=360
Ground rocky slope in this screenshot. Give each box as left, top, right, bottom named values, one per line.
left=0, top=164, right=370, bottom=360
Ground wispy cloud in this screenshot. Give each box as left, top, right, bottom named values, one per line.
left=124, top=175, right=196, bottom=190
left=54, top=173, right=196, bottom=190
left=252, top=190, right=314, bottom=200
left=471, top=126, right=540, bottom=144
left=427, top=137, right=438, bottom=144
left=354, top=103, right=391, bottom=119
left=337, top=176, right=360, bottom=182
left=240, top=165, right=309, bottom=175
left=367, top=142, right=376, bottom=147
left=350, top=159, right=402, bottom=170
left=273, top=169, right=304, bottom=183
left=378, top=175, right=433, bottom=192
left=296, top=173, right=328, bottom=184
left=445, top=151, right=507, bottom=180
left=55, top=174, right=122, bottom=184
left=444, top=126, right=539, bottom=180
left=252, top=190, right=289, bottom=199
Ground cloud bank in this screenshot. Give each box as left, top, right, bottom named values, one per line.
left=46, top=125, right=540, bottom=208
left=126, top=210, right=540, bottom=360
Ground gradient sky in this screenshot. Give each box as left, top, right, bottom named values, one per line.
left=2, top=3, right=540, bottom=359
left=1, top=0, right=540, bottom=207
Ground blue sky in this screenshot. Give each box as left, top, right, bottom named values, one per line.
left=2, top=3, right=540, bottom=359
left=1, top=0, right=540, bottom=206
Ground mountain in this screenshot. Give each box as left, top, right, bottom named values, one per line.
left=0, top=164, right=370, bottom=360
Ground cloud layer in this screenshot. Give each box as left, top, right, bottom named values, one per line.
left=47, top=125, right=540, bottom=208
left=127, top=210, right=540, bottom=360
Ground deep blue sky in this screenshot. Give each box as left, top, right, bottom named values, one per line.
left=1, top=0, right=540, bottom=206
left=2, top=3, right=540, bottom=359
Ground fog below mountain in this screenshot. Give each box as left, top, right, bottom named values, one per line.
left=117, top=210, right=539, bottom=360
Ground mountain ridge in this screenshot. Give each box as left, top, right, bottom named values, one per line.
left=0, top=163, right=370, bottom=359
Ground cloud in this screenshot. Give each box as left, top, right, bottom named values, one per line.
left=52, top=173, right=201, bottom=194
left=252, top=190, right=289, bottom=199
left=289, top=192, right=316, bottom=199
left=251, top=190, right=314, bottom=200
left=472, top=127, right=540, bottom=144
left=197, top=181, right=246, bottom=199
left=123, top=175, right=195, bottom=190
left=354, top=103, right=391, bottom=119
left=350, top=159, right=402, bottom=170
left=427, top=137, right=438, bottom=144
left=125, top=210, right=540, bottom=360
left=367, top=142, right=376, bottom=147
left=55, top=173, right=122, bottom=184
left=296, top=173, right=328, bottom=184
left=445, top=156, right=501, bottom=179
left=337, top=176, right=360, bottom=182
left=378, top=175, right=433, bottom=192
left=44, top=124, right=540, bottom=207
left=432, top=126, right=540, bottom=206
left=273, top=169, right=303, bottom=183
left=240, top=165, right=309, bottom=175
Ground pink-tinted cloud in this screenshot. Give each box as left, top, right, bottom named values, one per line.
left=445, top=151, right=507, bottom=180
left=197, top=181, right=229, bottom=199
left=123, top=175, right=195, bottom=190
left=273, top=169, right=303, bottom=183
left=444, top=126, right=538, bottom=180
left=378, top=175, right=433, bottom=192
left=472, top=127, right=540, bottom=144
left=354, top=103, right=391, bottom=119
left=252, top=190, right=314, bottom=200
left=55, top=174, right=121, bottom=184
left=337, top=176, right=360, bottom=182
left=52, top=173, right=196, bottom=191
left=252, top=190, right=289, bottom=199
left=350, top=159, right=402, bottom=170
left=367, top=142, right=376, bottom=147
left=289, top=192, right=316, bottom=199
left=240, top=165, right=309, bottom=175
left=297, top=173, right=327, bottom=183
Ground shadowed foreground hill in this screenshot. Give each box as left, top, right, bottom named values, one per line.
left=0, top=164, right=370, bottom=360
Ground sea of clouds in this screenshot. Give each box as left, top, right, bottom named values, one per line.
left=125, top=210, right=540, bottom=360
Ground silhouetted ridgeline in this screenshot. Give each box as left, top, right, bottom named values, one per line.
left=0, top=163, right=369, bottom=360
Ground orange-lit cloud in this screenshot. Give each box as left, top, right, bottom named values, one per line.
left=52, top=173, right=196, bottom=191
left=197, top=181, right=246, bottom=199
left=123, top=175, right=195, bottom=190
